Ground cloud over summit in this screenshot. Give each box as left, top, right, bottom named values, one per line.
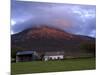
left=11, top=1, right=96, bottom=37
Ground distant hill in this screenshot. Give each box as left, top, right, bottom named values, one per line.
left=11, top=26, right=95, bottom=58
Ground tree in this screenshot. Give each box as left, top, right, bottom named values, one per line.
left=40, top=54, right=45, bottom=60
left=81, top=42, right=95, bottom=57
left=11, top=47, right=25, bottom=58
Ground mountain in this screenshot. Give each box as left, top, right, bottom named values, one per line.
left=11, top=26, right=95, bottom=58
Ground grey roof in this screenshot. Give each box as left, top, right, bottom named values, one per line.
left=16, top=51, right=34, bottom=55
left=45, top=51, right=64, bottom=56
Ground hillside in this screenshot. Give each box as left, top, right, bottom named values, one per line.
left=11, top=26, right=95, bottom=58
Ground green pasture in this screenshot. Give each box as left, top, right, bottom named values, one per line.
left=11, top=58, right=95, bottom=74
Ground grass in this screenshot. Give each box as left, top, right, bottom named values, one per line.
left=11, top=58, right=95, bottom=75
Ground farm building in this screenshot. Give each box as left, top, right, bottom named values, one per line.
left=16, top=50, right=65, bottom=62
left=43, top=51, right=64, bottom=61
left=16, top=50, right=38, bottom=62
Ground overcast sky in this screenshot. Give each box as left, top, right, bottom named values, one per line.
left=11, top=0, right=96, bottom=37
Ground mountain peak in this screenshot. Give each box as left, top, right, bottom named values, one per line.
left=11, top=25, right=95, bottom=53
left=12, top=25, right=95, bottom=42
left=24, top=25, right=73, bottom=40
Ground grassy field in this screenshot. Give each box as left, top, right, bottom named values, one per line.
left=11, top=58, right=95, bottom=74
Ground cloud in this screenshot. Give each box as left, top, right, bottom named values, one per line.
left=89, top=30, right=96, bottom=37
left=11, top=1, right=96, bottom=37
left=52, top=18, right=72, bottom=28
left=11, top=19, right=16, bottom=26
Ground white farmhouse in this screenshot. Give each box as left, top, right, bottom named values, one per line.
left=43, top=51, right=64, bottom=61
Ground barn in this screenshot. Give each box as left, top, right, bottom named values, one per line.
left=16, top=50, right=38, bottom=62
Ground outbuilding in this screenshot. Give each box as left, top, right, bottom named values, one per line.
left=16, top=50, right=38, bottom=62
left=43, top=52, right=64, bottom=61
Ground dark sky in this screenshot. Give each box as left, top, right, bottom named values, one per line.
left=11, top=0, right=96, bottom=37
